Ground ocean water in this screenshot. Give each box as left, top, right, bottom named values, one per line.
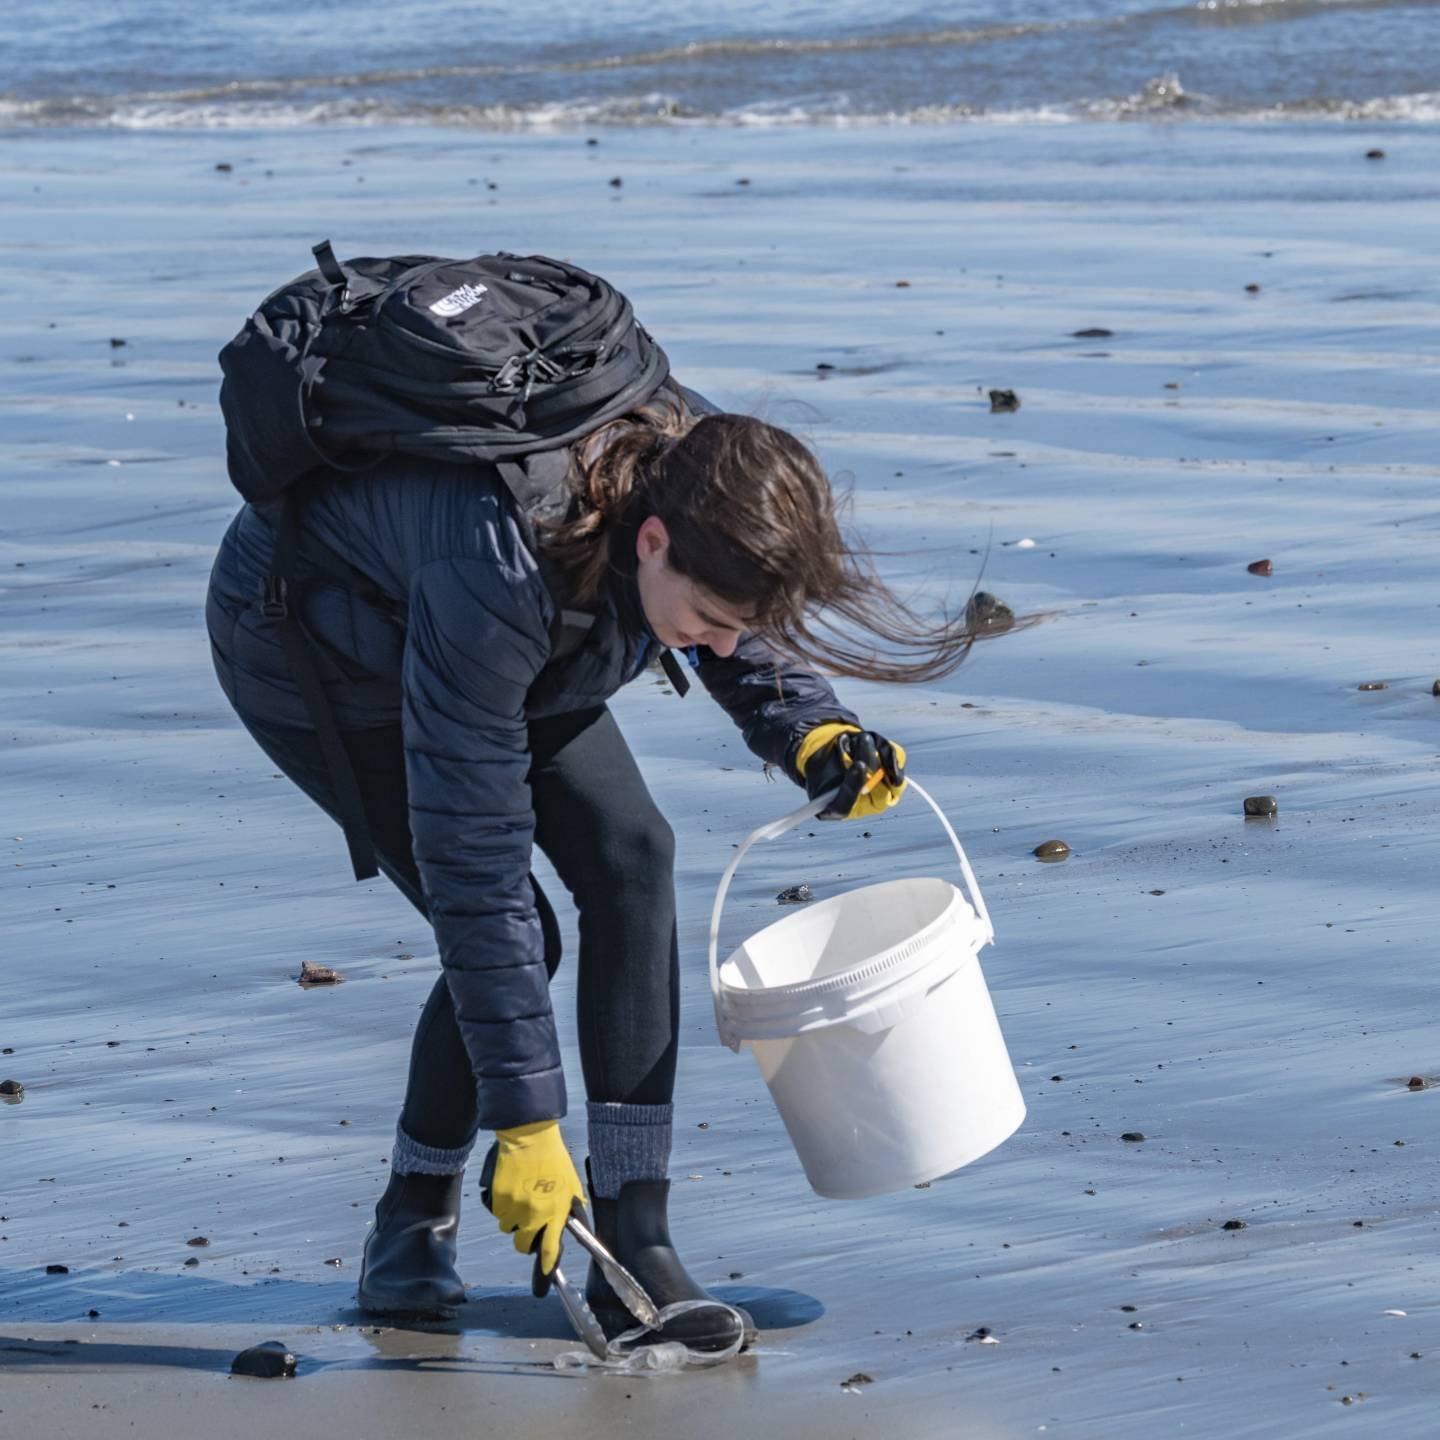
left=3, top=0, right=1438, bottom=129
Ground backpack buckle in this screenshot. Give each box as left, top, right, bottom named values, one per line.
left=258, top=574, right=289, bottom=620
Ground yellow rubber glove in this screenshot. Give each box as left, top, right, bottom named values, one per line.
left=795, top=722, right=907, bottom=821
left=489, top=1120, right=586, bottom=1278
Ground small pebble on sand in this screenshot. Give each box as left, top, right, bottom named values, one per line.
left=841, top=1373, right=875, bottom=1386
left=0, top=1079, right=24, bottom=1098
left=1222, top=1219, right=1248, bottom=1230
left=1246, top=558, right=1273, bottom=576
left=1243, top=795, right=1277, bottom=817
left=1071, top=327, right=1113, bottom=338
left=298, top=961, right=344, bottom=986
left=608, top=176, right=623, bottom=187
left=46, top=1264, right=69, bottom=1274
left=231, top=1340, right=297, bottom=1379
left=776, top=884, right=813, bottom=905
left=988, top=388, right=1021, bottom=413
left=1034, top=839, right=1070, bottom=861
left=1366, top=148, right=1386, bottom=159
left=1358, top=681, right=1387, bottom=691
left=183, top=1257, right=199, bottom=1267
left=965, top=592, right=1015, bottom=633
left=186, top=1236, right=209, bottom=1247
left=1121, top=1132, right=1146, bottom=1143
left=1431, top=680, right=1440, bottom=696
left=1406, top=1076, right=1426, bottom=1090
left=1245, top=283, right=1261, bottom=293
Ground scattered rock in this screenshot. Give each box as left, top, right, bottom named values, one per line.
left=1129, top=1322, right=1144, bottom=1330
left=841, top=1372, right=875, bottom=1386
left=1244, top=283, right=1261, bottom=293
left=324, top=1257, right=343, bottom=1267
left=1164, top=381, right=1180, bottom=389
left=1431, top=680, right=1440, bottom=697
left=735, top=178, right=751, bottom=186
left=1050, top=1075, right=1064, bottom=1082
left=230, top=1340, right=297, bottom=1379
left=1365, top=148, right=1385, bottom=159
left=214, top=162, right=233, bottom=173
left=1033, top=839, right=1070, bottom=862
left=1120, top=1305, right=1137, bottom=1312
left=109, top=337, right=127, bottom=348
left=46, top=1264, right=69, bottom=1274
left=1071, top=328, right=1113, bottom=338
left=1246, top=558, right=1273, bottom=576
left=298, top=961, right=344, bottom=987
left=965, top=591, right=1015, bottom=633
left=0, top=1079, right=24, bottom=1098
left=1357, top=681, right=1387, bottom=691
left=586, top=137, right=599, bottom=146
left=776, top=884, right=813, bottom=905
left=88, top=1309, right=100, bottom=1317
left=1406, top=1076, right=1426, bottom=1091
left=608, top=176, right=623, bottom=188
left=815, top=361, right=835, bottom=371
left=1222, top=1219, right=1248, bottom=1231
left=1148, top=890, right=1165, bottom=896
left=183, top=1257, right=199, bottom=1267
left=988, top=389, right=1021, bottom=413
left=1243, top=795, right=1277, bottom=817
left=728, top=1271, right=744, bottom=1279
left=186, top=1236, right=209, bottom=1247
left=1121, top=1132, right=1146, bottom=1143
left=895, top=280, right=911, bottom=288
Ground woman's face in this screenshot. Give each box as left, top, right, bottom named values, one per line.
left=634, top=515, right=751, bottom=658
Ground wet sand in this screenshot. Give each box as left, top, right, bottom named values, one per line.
left=3, top=121, right=1438, bottom=1436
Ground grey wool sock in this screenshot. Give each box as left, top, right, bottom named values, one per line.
left=391, top=1123, right=475, bottom=1177
left=586, top=1101, right=674, bottom=1199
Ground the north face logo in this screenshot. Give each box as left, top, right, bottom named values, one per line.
left=429, top=282, right=489, bottom=318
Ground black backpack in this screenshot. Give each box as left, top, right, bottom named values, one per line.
left=217, top=242, right=675, bottom=881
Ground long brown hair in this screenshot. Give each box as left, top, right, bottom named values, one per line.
left=540, top=395, right=1002, bottom=684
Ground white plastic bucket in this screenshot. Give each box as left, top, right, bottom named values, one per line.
left=708, top=780, right=1025, bottom=1200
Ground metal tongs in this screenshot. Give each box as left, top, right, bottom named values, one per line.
left=480, top=1144, right=660, bottom=1358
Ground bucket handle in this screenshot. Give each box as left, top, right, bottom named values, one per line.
left=708, top=779, right=994, bottom=1050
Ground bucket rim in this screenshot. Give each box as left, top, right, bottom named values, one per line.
left=717, top=878, right=980, bottom=1013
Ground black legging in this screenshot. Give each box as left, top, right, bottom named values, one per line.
left=238, top=705, right=680, bottom=1150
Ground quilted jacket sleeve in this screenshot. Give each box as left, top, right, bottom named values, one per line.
left=402, top=555, right=564, bottom=1130
left=692, top=632, right=861, bottom=785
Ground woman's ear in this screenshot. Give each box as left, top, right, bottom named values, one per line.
left=636, top=514, right=670, bottom=565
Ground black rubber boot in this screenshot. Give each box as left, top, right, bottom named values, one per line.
left=357, top=1170, right=466, bottom=1319
left=583, top=1172, right=755, bottom=1354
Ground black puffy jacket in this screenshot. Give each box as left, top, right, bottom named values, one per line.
left=206, top=440, right=858, bottom=1129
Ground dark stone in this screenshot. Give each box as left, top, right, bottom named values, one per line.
left=1243, top=795, right=1277, bottom=817
left=1246, top=558, right=1273, bottom=576
left=1366, top=148, right=1385, bottom=159
left=988, top=388, right=1021, bottom=413
left=895, top=280, right=911, bottom=288
left=230, top=1340, right=298, bottom=1379
left=1120, top=1305, right=1137, bottom=1312
left=1222, top=1219, right=1248, bottom=1230
left=1406, top=1076, right=1426, bottom=1090
left=966, top=591, right=1015, bottom=634
left=1050, top=1075, right=1064, bottom=1082
left=88, top=1309, right=100, bottom=1317
left=1358, top=681, right=1387, bottom=691
left=1149, top=889, right=1165, bottom=896
left=776, top=884, right=813, bottom=905
left=735, top=178, right=751, bottom=186
left=842, top=1372, right=875, bottom=1386
left=1121, top=1132, right=1146, bottom=1143
left=1129, top=1322, right=1144, bottom=1330
left=1034, top=839, right=1070, bottom=861
left=608, top=176, right=623, bottom=187
left=0, top=1079, right=23, bottom=1097
left=214, top=163, right=233, bottom=173
left=298, top=961, right=343, bottom=986
left=586, top=137, right=599, bottom=146
left=1245, top=283, right=1261, bottom=293
left=1071, top=328, right=1113, bottom=338
left=183, top=1257, right=199, bottom=1267
left=108, top=337, right=127, bottom=348
left=815, top=362, right=835, bottom=371
left=1431, top=680, right=1440, bottom=697
left=46, top=1264, right=69, bottom=1274
left=186, top=1236, right=209, bottom=1247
